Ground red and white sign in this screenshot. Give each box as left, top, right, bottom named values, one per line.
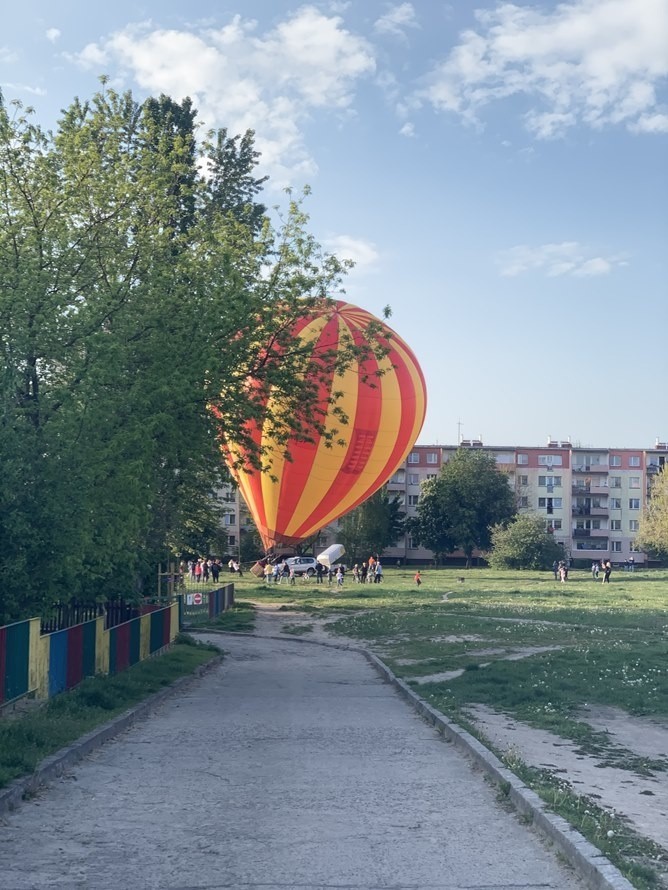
left=193, top=592, right=203, bottom=605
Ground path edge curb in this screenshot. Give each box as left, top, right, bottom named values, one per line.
left=0, top=652, right=223, bottom=819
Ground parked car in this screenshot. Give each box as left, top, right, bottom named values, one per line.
left=285, top=556, right=318, bottom=577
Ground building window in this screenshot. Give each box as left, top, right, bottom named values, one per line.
left=629, top=477, right=640, bottom=489
left=517, top=475, right=528, bottom=486
left=610, top=455, right=621, bottom=467
left=408, top=452, right=419, bottom=464
left=426, top=473, right=437, bottom=480
left=391, top=470, right=405, bottom=484
left=610, top=498, right=622, bottom=509
left=426, top=452, right=438, bottom=464
left=224, top=513, right=236, bottom=526
left=407, top=537, right=416, bottom=550
left=546, top=519, right=562, bottom=531
left=516, top=453, right=528, bottom=465
left=629, top=498, right=640, bottom=509
left=408, top=473, right=419, bottom=485
left=629, top=520, right=640, bottom=532
left=538, top=475, right=561, bottom=487
left=629, top=456, right=641, bottom=467
left=538, top=497, right=562, bottom=511
left=610, top=477, right=622, bottom=488
left=518, top=496, right=529, bottom=508
left=408, top=495, right=420, bottom=506
left=611, top=541, right=622, bottom=552
left=227, top=535, right=236, bottom=546
left=610, top=519, right=622, bottom=531
left=538, top=454, right=563, bottom=466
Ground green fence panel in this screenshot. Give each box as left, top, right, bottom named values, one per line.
left=4, top=620, right=31, bottom=702
left=82, top=620, right=97, bottom=678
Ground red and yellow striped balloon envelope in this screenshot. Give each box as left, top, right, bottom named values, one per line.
left=225, top=300, right=427, bottom=551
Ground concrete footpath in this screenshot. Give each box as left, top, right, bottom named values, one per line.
left=0, top=633, right=586, bottom=890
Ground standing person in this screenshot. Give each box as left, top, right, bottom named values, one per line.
left=211, top=560, right=220, bottom=583
left=194, top=560, right=203, bottom=583
left=559, top=562, right=567, bottom=583
left=602, top=560, right=612, bottom=583
left=316, top=561, right=324, bottom=584
left=367, top=556, right=376, bottom=582
left=629, top=556, right=635, bottom=572
left=336, top=566, right=344, bottom=587
left=289, top=566, right=296, bottom=585
left=374, top=561, right=383, bottom=583
left=552, top=560, right=559, bottom=581
left=591, top=561, right=599, bottom=580
left=414, top=570, right=422, bottom=587
left=264, top=563, right=273, bottom=585
left=360, top=562, right=368, bottom=583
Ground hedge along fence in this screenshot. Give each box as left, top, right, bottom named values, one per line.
left=0, top=602, right=179, bottom=706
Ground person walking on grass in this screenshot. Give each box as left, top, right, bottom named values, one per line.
left=602, top=559, right=612, bottom=583
left=414, top=570, right=422, bottom=587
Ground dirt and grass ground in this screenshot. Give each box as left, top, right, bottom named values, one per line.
left=222, top=565, right=668, bottom=889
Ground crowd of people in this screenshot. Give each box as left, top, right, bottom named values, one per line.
left=179, top=557, right=242, bottom=585
left=350, top=557, right=384, bottom=583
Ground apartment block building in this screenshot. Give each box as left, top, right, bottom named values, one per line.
left=383, top=439, right=668, bottom=566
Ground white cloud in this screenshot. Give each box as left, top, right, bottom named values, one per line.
left=2, top=82, right=47, bottom=97
left=375, top=3, right=419, bottom=38
left=399, top=121, right=415, bottom=137
left=325, top=235, right=380, bottom=269
left=46, top=28, right=61, bottom=44
left=69, top=8, right=375, bottom=188
left=0, top=47, right=19, bottom=64
left=496, top=242, right=626, bottom=277
left=421, top=0, right=668, bottom=137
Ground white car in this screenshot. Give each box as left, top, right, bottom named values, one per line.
left=284, top=556, right=318, bottom=577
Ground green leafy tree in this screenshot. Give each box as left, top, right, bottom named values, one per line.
left=0, top=83, right=377, bottom=622
left=636, top=467, right=668, bottom=558
left=487, top=515, right=564, bottom=570
left=408, top=449, right=516, bottom=566
left=338, top=487, right=405, bottom=564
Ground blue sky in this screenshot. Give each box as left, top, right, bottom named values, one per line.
left=2, top=0, right=667, bottom=449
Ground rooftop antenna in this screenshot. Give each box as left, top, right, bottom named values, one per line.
left=457, top=419, right=463, bottom=445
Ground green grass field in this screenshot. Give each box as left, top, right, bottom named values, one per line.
left=234, top=565, right=668, bottom=731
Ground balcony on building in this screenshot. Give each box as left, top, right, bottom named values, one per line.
left=572, top=463, right=608, bottom=474
left=572, top=505, right=609, bottom=517
left=572, top=528, right=608, bottom=538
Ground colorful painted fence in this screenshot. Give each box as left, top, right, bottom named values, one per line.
left=180, top=583, right=235, bottom=624
left=0, top=602, right=179, bottom=705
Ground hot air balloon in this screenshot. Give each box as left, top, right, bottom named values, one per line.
left=224, top=300, right=427, bottom=552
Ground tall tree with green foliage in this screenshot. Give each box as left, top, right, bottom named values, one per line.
left=487, top=515, right=564, bottom=569
left=408, top=449, right=516, bottom=566
left=0, top=83, right=372, bottom=622
left=636, top=467, right=668, bottom=558
left=338, top=487, right=405, bottom=564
